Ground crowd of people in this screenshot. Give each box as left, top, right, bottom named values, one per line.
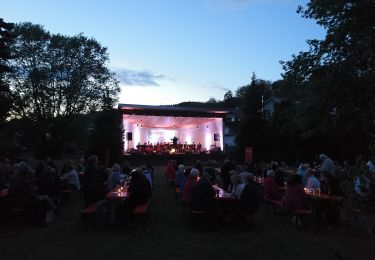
left=261, top=154, right=375, bottom=233
left=169, top=159, right=261, bottom=230
left=0, top=155, right=153, bottom=226
left=1, top=153, right=375, bottom=234
left=166, top=153, right=375, bottom=233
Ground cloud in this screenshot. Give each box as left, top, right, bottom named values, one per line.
left=211, top=81, right=229, bottom=92
left=115, top=69, right=166, bottom=87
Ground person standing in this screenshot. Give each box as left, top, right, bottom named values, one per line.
left=82, top=155, right=105, bottom=207
left=319, top=154, right=336, bottom=177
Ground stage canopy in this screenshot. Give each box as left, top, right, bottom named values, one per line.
left=118, top=104, right=229, bottom=152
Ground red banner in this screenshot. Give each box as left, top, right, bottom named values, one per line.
left=244, top=147, right=253, bottom=164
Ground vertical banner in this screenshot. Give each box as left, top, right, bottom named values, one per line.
left=244, top=147, right=253, bottom=164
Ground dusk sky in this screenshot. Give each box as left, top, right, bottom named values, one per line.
left=2, top=0, right=325, bottom=105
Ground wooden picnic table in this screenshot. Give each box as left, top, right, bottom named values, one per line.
left=0, top=189, right=8, bottom=198
left=105, top=187, right=131, bottom=200
left=212, top=185, right=236, bottom=200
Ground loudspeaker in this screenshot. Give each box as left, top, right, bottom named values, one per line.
left=214, top=133, right=220, bottom=141
left=127, top=132, right=133, bottom=141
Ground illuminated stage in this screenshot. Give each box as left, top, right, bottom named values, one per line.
left=118, top=104, right=229, bottom=154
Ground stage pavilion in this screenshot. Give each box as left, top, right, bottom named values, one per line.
left=118, top=104, right=230, bottom=155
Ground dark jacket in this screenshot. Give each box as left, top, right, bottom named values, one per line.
left=190, top=179, right=216, bottom=210
left=128, top=171, right=151, bottom=205
left=239, top=181, right=260, bottom=214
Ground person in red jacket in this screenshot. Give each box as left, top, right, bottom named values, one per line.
left=285, top=175, right=307, bottom=210
left=165, top=160, right=176, bottom=185
left=263, top=169, right=282, bottom=200
left=181, top=168, right=199, bottom=206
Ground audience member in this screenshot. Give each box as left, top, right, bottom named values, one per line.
left=61, top=161, right=80, bottom=191
left=9, top=162, right=57, bottom=225
left=285, top=175, right=306, bottom=210
left=107, top=163, right=122, bottom=191
left=237, top=173, right=260, bottom=229
left=82, top=155, right=106, bottom=207
left=182, top=168, right=199, bottom=205
left=175, top=164, right=185, bottom=187
left=231, top=174, right=244, bottom=199
left=143, top=164, right=153, bottom=188
left=220, top=158, right=236, bottom=192
left=126, top=168, right=151, bottom=213
left=305, top=169, right=320, bottom=190
left=319, top=154, right=336, bottom=177
left=263, top=169, right=282, bottom=200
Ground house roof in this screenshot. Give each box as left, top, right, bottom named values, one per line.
left=263, top=97, right=285, bottom=106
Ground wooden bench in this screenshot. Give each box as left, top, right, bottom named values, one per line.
left=291, top=208, right=312, bottom=229
left=81, top=204, right=97, bottom=227
left=175, top=186, right=180, bottom=205
left=133, top=200, right=150, bottom=214
left=189, top=208, right=206, bottom=230
left=264, top=198, right=284, bottom=214
left=131, top=199, right=151, bottom=229
left=345, top=208, right=361, bottom=227
left=191, top=209, right=205, bottom=215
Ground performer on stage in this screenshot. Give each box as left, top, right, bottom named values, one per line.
left=172, top=136, right=179, bottom=148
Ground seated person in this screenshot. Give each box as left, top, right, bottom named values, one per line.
left=126, top=168, right=151, bottom=214
left=82, top=155, right=107, bottom=207
left=175, top=164, right=185, bottom=187
left=9, top=162, right=57, bottom=225
left=143, top=164, right=153, bottom=188
left=285, top=175, right=306, bottom=210
left=237, top=173, right=261, bottom=228
left=231, top=174, right=244, bottom=199
left=107, top=163, right=122, bottom=191
left=165, top=160, right=176, bottom=183
left=297, top=163, right=309, bottom=186
left=203, top=162, right=217, bottom=184
left=263, top=169, right=282, bottom=200
left=36, top=166, right=61, bottom=200
left=320, top=172, right=340, bottom=227
left=182, top=168, right=199, bottom=205
left=190, top=172, right=216, bottom=212
left=61, top=161, right=80, bottom=191
left=305, top=169, right=320, bottom=190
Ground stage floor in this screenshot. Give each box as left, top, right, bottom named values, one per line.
left=122, top=152, right=226, bottom=167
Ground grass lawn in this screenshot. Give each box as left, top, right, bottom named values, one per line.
left=1, top=167, right=374, bottom=260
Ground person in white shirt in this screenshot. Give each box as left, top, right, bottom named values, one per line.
left=61, top=162, right=80, bottom=190
left=306, top=169, right=320, bottom=190
left=367, top=160, right=375, bottom=174
left=319, top=154, right=336, bottom=177
left=231, top=174, right=244, bottom=199
left=142, top=165, right=153, bottom=188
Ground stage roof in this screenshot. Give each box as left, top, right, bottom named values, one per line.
left=123, top=114, right=220, bottom=128
left=118, top=103, right=229, bottom=118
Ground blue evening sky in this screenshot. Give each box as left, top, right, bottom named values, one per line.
left=2, top=0, right=325, bottom=105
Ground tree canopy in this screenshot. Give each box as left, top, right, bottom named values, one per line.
left=273, top=0, right=375, bottom=161
left=2, top=22, right=120, bottom=157
left=0, top=18, right=14, bottom=123
left=7, top=22, right=119, bottom=121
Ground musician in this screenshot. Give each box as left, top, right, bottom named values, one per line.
left=172, top=137, right=179, bottom=148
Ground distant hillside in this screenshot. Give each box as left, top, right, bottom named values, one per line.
left=173, top=100, right=237, bottom=109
